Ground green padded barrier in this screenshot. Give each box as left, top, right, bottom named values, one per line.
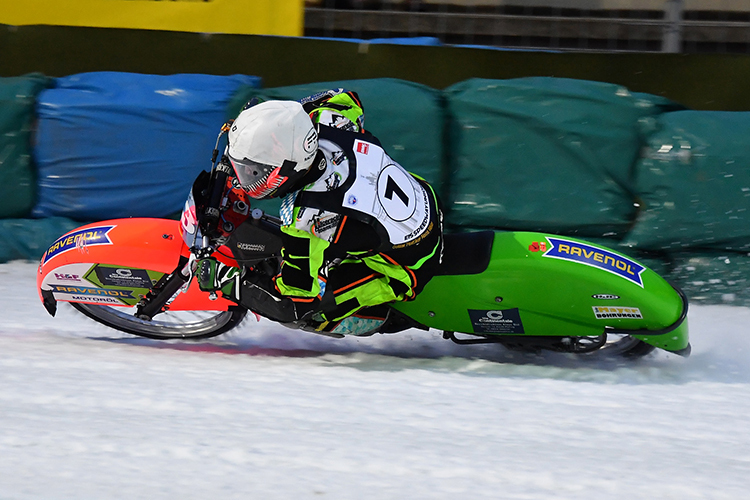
left=666, top=251, right=750, bottom=307
left=0, top=73, right=52, bottom=218
left=228, top=78, right=447, bottom=216
left=0, top=217, right=82, bottom=263
left=444, top=77, right=683, bottom=238
left=625, top=111, right=750, bottom=252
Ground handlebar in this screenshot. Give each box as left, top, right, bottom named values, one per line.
left=201, top=159, right=233, bottom=237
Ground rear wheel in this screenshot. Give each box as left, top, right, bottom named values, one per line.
left=576, top=334, right=656, bottom=359
left=525, top=334, right=656, bottom=359
left=70, top=302, right=247, bottom=340
left=444, top=331, right=655, bottom=359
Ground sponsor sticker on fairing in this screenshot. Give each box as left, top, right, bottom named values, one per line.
left=70, top=295, right=123, bottom=305
left=44, top=263, right=97, bottom=287
left=468, top=309, right=525, bottom=334
left=50, top=285, right=135, bottom=301
left=543, top=237, right=646, bottom=287
left=94, top=266, right=153, bottom=289
left=528, top=241, right=547, bottom=252
left=54, top=273, right=81, bottom=282
left=592, top=306, right=643, bottom=320
left=237, top=242, right=266, bottom=252
left=41, top=226, right=115, bottom=264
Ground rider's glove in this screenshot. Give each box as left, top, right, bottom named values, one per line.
left=196, top=257, right=242, bottom=302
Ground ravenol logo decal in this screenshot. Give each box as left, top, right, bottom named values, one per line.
left=42, top=226, right=115, bottom=264
left=50, top=285, right=135, bottom=300
left=543, top=237, right=645, bottom=287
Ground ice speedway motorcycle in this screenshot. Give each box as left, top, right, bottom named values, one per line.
left=37, top=137, right=690, bottom=360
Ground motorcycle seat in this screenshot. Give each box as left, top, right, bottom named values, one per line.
left=436, top=230, right=494, bottom=276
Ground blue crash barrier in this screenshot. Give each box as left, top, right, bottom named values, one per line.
left=32, top=72, right=261, bottom=220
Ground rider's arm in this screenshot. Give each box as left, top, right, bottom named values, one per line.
left=236, top=218, right=331, bottom=322
left=274, top=224, right=329, bottom=299
left=274, top=209, right=381, bottom=299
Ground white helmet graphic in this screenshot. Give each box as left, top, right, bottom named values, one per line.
left=227, top=100, right=319, bottom=199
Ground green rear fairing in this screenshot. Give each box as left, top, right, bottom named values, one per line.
left=392, top=232, right=689, bottom=353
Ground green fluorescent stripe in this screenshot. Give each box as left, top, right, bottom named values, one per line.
left=408, top=181, right=442, bottom=270
left=284, top=254, right=309, bottom=261
left=411, top=238, right=441, bottom=270
left=282, top=261, right=303, bottom=271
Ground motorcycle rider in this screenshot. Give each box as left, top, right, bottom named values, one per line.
left=197, top=89, right=443, bottom=335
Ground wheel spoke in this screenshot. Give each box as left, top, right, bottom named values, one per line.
left=70, top=303, right=246, bottom=340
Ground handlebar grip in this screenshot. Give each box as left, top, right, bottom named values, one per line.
left=202, top=160, right=233, bottom=235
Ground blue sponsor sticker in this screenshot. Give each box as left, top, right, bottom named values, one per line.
left=543, top=237, right=645, bottom=287
left=50, top=285, right=134, bottom=300
left=42, top=226, right=115, bottom=264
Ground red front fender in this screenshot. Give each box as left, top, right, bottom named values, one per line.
left=37, top=218, right=239, bottom=312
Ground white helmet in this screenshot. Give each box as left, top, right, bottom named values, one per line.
left=227, top=100, right=319, bottom=199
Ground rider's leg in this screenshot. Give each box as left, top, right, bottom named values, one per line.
left=310, top=260, right=401, bottom=335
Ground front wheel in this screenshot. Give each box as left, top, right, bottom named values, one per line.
left=70, top=303, right=247, bottom=340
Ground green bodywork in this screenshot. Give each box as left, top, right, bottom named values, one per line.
left=393, top=232, right=689, bottom=353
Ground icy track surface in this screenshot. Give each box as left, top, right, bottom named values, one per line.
left=1, top=261, right=749, bottom=500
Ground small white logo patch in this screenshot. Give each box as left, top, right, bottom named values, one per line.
left=303, top=128, right=318, bottom=153
left=592, top=294, right=620, bottom=300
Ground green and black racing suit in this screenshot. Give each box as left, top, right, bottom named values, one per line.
left=239, top=89, right=444, bottom=334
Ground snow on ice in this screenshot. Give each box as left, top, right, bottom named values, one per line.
left=1, top=261, right=749, bottom=499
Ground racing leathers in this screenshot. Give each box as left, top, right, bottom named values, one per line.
left=208, top=89, right=443, bottom=335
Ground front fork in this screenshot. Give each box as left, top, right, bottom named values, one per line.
left=135, top=237, right=214, bottom=321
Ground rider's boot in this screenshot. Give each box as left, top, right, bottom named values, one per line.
left=314, top=304, right=390, bottom=336
left=196, top=258, right=243, bottom=302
